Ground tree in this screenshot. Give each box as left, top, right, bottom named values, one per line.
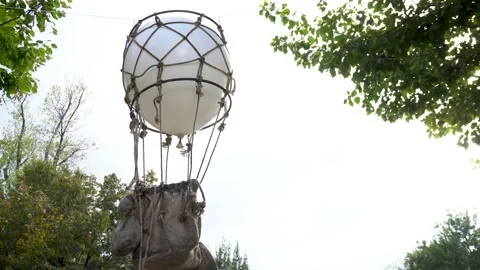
left=215, top=239, right=250, bottom=270
left=0, top=95, right=38, bottom=188
left=40, top=81, right=94, bottom=167
left=0, top=80, right=131, bottom=267
left=0, top=80, right=94, bottom=186
left=94, top=173, right=133, bottom=269
left=0, top=0, right=72, bottom=100
left=0, top=160, right=132, bottom=269
left=390, top=212, right=480, bottom=270
left=260, top=0, right=480, bottom=149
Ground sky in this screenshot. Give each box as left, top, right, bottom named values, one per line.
left=2, top=0, right=480, bottom=269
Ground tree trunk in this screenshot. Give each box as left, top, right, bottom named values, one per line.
left=14, top=97, right=27, bottom=170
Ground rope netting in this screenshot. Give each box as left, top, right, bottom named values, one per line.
left=120, top=10, right=235, bottom=269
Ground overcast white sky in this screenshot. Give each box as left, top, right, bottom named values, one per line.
left=2, top=0, right=480, bottom=269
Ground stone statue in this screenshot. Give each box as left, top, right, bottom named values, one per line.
left=111, top=179, right=216, bottom=270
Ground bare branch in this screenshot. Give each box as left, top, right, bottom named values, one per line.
left=57, top=146, right=89, bottom=167
left=53, top=83, right=86, bottom=167
left=19, top=134, right=38, bottom=167
left=40, top=81, right=91, bottom=168
left=44, top=86, right=73, bottom=163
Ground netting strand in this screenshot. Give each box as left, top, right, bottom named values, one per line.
left=196, top=96, right=224, bottom=180
left=155, top=63, right=164, bottom=184
left=200, top=122, right=226, bottom=184
left=164, top=135, right=172, bottom=184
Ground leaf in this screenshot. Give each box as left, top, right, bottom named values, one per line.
left=329, top=68, right=336, bottom=77
left=0, top=0, right=71, bottom=99
left=259, top=0, right=480, bottom=150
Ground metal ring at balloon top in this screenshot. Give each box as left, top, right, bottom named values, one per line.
left=129, top=10, right=227, bottom=42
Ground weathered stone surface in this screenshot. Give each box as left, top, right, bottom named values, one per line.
left=194, top=243, right=217, bottom=270
left=111, top=180, right=215, bottom=270
left=111, top=215, right=141, bottom=257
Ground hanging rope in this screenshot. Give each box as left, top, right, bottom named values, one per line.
left=125, top=80, right=146, bottom=270
left=163, top=135, right=172, bottom=184
left=198, top=73, right=235, bottom=183
left=187, top=54, right=205, bottom=180
left=200, top=122, right=226, bottom=184
left=196, top=96, right=225, bottom=180
left=141, top=187, right=160, bottom=269
left=155, top=62, right=165, bottom=184
left=126, top=80, right=141, bottom=190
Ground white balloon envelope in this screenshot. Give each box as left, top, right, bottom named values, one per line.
left=122, top=13, right=233, bottom=138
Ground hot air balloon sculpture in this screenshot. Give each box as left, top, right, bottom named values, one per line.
left=111, top=10, right=235, bottom=270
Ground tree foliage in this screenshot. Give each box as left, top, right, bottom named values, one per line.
left=260, top=0, right=480, bottom=148
left=0, top=95, right=38, bottom=187
left=0, top=160, right=131, bottom=269
left=0, top=0, right=71, bottom=100
left=215, top=239, right=250, bottom=270
left=0, top=81, right=94, bottom=186
left=391, top=212, right=480, bottom=270
left=40, top=81, right=94, bottom=167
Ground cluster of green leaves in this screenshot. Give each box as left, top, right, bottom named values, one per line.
left=0, top=160, right=132, bottom=269
left=398, top=212, right=480, bottom=270
left=0, top=96, right=37, bottom=188
left=260, top=0, right=480, bottom=148
left=0, top=0, right=71, bottom=99
left=215, top=240, right=250, bottom=270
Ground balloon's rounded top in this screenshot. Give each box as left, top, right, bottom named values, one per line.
left=121, top=11, right=234, bottom=137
